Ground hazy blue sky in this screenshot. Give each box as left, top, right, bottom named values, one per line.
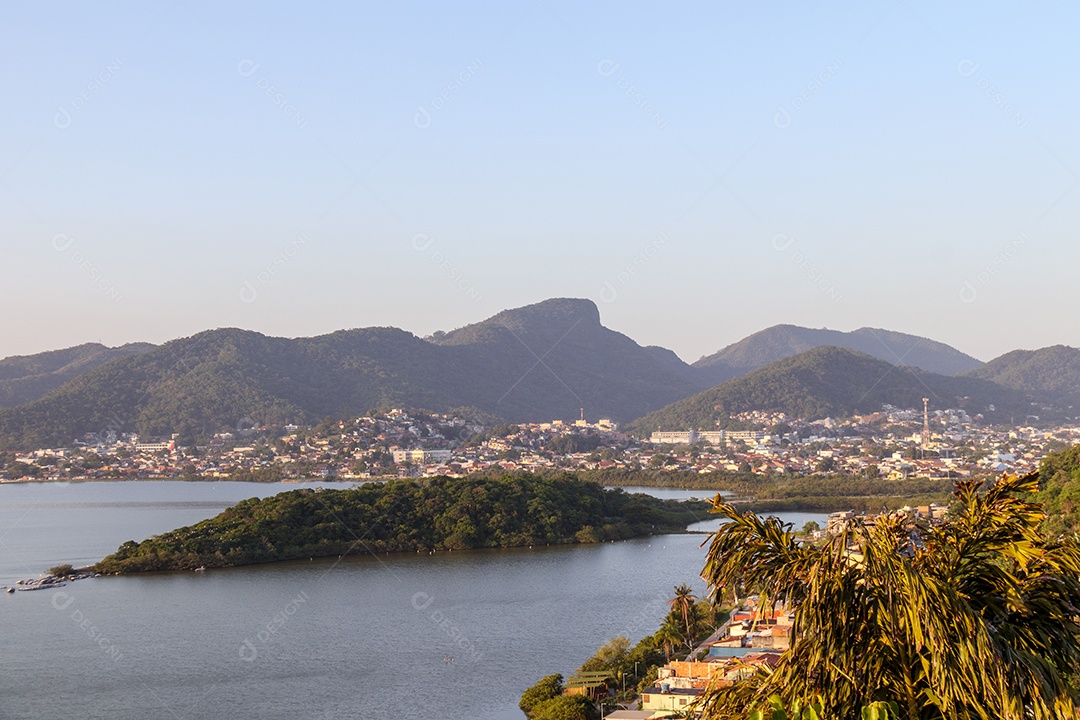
left=3, top=2, right=1077, bottom=363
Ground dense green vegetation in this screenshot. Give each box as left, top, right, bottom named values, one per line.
left=0, top=299, right=709, bottom=450
left=47, top=564, right=74, bottom=577
left=94, top=474, right=710, bottom=573
left=628, top=346, right=1038, bottom=435
left=520, top=675, right=568, bottom=716
left=519, top=675, right=600, bottom=720
left=1035, top=443, right=1080, bottom=535
left=699, top=472, right=1080, bottom=718
left=0, top=342, right=154, bottom=408
left=964, top=345, right=1080, bottom=410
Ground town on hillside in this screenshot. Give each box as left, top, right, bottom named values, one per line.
left=2, top=403, right=1078, bottom=484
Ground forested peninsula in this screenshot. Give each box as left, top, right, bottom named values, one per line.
left=94, top=474, right=711, bottom=573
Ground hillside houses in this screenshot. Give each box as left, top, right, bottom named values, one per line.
left=2, top=404, right=1079, bottom=485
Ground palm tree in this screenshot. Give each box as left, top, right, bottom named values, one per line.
left=696, top=472, right=1080, bottom=719
left=668, top=583, right=698, bottom=655
left=655, top=619, right=682, bottom=663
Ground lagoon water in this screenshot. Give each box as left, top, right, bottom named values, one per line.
left=0, top=481, right=822, bottom=720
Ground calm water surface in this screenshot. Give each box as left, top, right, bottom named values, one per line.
left=0, top=481, right=823, bottom=720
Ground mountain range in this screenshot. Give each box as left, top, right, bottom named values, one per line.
left=0, top=299, right=709, bottom=449
left=0, top=298, right=1076, bottom=450
left=692, top=325, right=983, bottom=385
left=626, top=346, right=1043, bottom=435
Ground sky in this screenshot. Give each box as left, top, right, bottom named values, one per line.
left=2, top=1, right=1078, bottom=364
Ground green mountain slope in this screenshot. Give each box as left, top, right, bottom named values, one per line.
left=962, top=346, right=1080, bottom=410
left=0, top=299, right=707, bottom=449
left=1036, top=443, right=1080, bottom=535
left=0, top=342, right=154, bottom=408
left=629, top=346, right=1036, bottom=435
left=694, top=325, right=983, bottom=385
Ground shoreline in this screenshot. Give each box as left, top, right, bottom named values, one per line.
left=0, top=476, right=368, bottom=485
left=0, top=476, right=945, bottom=514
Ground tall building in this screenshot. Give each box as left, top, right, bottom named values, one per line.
left=392, top=449, right=452, bottom=464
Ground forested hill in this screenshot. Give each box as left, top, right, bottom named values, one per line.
left=3, top=301, right=1075, bottom=452
left=693, top=324, right=983, bottom=385
left=963, top=345, right=1080, bottom=411
left=0, top=299, right=708, bottom=449
left=628, top=346, right=1037, bottom=435
left=0, top=342, right=154, bottom=408
left=93, top=475, right=711, bottom=573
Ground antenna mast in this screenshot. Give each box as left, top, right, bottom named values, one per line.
left=922, top=398, right=931, bottom=456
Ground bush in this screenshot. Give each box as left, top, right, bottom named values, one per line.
left=520, top=674, right=564, bottom=715
left=532, top=695, right=599, bottom=720
left=48, top=564, right=74, bottom=577
left=579, top=636, right=629, bottom=672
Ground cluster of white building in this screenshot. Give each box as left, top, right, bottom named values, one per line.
left=649, top=430, right=766, bottom=445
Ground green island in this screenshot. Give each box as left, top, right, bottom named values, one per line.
left=92, top=467, right=965, bottom=574
left=93, top=474, right=710, bottom=573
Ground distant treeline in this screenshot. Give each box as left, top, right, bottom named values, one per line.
left=745, top=494, right=950, bottom=514
left=94, top=474, right=710, bottom=574
left=163, top=464, right=962, bottom=512
left=493, top=467, right=958, bottom=511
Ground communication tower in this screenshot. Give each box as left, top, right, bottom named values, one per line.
left=922, top=398, right=931, bottom=452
